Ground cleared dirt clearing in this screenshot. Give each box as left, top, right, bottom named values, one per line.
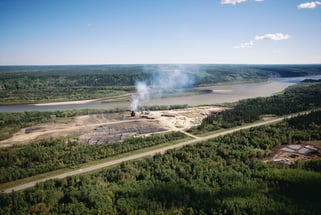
left=0, top=106, right=223, bottom=148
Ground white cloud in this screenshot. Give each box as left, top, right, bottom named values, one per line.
left=297, top=1, right=321, bottom=9
left=255, top=33, right=290, bottom=41
left=221, top=0, right=247, bottom=5
left=233, top=33, right=290, bottom=49
left=233, top=41, right=254, bottom=49
left=221, top=0, right=263, bottom=5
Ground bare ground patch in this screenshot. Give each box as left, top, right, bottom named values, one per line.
left=0, top=106, right=223, bottom=148
left=78, top=121, right=166, bottom=145
left=264, top=141, right=321, bottom=166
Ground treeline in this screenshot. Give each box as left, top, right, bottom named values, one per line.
left=1, top=112, right=320, bottom=214
left=190, top=82, right=321, bottom=134
left=0, top=132, right=186, bottom=183
left=0, top=65, right=147, bottom=88
left=0, top=109, right=122, bottom=141
left=287, top=110, right=321, bottom=130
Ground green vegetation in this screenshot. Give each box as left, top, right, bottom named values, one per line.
left=0, top=109, right=123, bottom=141
left=1, top=64, right=320, bottom=104
left=0, top=65, right=144, bottom=104
left=0, top=132, right=186, bottom=183
left=1, top=111, right=321, bottom=214
left=1, top=66, right=321, bottom=214
left=189, top=82, right=321, bottom=134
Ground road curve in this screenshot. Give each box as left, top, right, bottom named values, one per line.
left=1, top=114, right=298, bottom=194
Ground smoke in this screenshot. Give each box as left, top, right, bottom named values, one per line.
left=130, top=81, right=150, bottom=111
left=130, top=65, right=197, bottom=111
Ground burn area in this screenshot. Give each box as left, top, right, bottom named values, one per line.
left=78, top=121, right=166, bottom=145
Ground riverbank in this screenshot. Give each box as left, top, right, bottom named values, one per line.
left=33, top=98, right=99, bottom=106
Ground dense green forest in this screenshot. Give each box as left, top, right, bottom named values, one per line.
left=189, top=81, right=321, bottom=134
left=0, top=132, right=186, bottom=183
left=0, top=65, right=143, bottom=104
left=0, top=64, right=320, bottom=104
left=1, top=111, right=320, bottom=214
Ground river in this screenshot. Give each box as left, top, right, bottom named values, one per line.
left=0, top=75, right=320, bottom=113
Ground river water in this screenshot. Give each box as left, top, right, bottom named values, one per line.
left=0, top=76, right=320, bottom=113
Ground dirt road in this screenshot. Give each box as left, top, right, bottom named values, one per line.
left=1, top=114, right=293, bottom=194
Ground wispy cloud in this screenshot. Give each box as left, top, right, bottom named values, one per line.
left=233, top=41, right=254, bottom=49
left=221, top=0, right=247, bottom=5
left=297, top=1, right=321, bottom=9
left=255, top=33, right=290, bottom=41
left=233, top=33, right=290, bottom=49
left=221, top=0, right=263, bottom=5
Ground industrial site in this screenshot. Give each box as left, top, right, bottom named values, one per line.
left=265, top=142, right=321, bottom=166
left=0, top=106, right=223, bottom=148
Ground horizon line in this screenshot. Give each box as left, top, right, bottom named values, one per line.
left=1, top=63, right=321, bottom=67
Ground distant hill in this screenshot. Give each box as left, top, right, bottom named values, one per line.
left=301, top=79, right=321, bottom=83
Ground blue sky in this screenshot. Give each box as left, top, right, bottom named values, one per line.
left=0, top=0, right=320, bottom=65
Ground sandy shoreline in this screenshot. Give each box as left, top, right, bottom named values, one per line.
left=32, top=99, right=99, bottom=106
left=32, top=94, right=131, bottom=106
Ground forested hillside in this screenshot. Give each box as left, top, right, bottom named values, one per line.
left=1, top=111, right=320, bottom=214
left=0, top=64, right=320, bottom=104
left=0, top=65, right=141, bottom=104
left=195, top=64, right=321, bottom=85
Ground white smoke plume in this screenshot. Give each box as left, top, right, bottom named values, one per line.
left=130, top=65, right=197, bottom=111
left=130, top=81, right=150, bottom=111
